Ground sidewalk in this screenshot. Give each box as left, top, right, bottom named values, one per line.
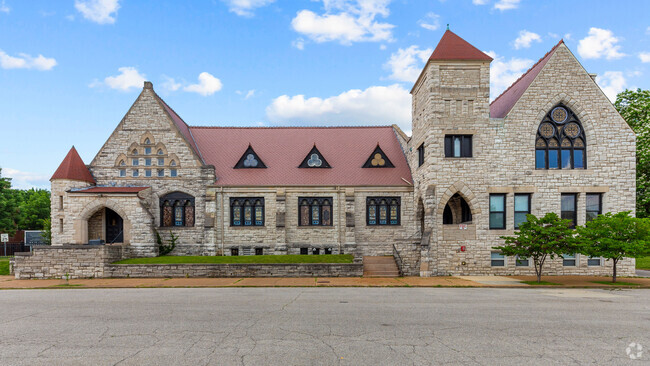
left=1, top=275, right=649, bottom=289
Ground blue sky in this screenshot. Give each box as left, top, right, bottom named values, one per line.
left=1, top=0, right=649, bottom=189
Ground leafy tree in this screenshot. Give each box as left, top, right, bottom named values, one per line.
left=0, top=168, right=20, bottom=236
left=41, top=218, right=52, bottom=245
left=494, top=213, right=578, bottom=283
left=615, top=89, right=650, bottom=217
left=576, top=211, right=650, bottom=282
left=18, top=189, right=51, bottom=230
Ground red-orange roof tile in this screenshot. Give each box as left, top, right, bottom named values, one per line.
left=51, top=146, right=95, bottom=183
left=490, top=40, right=564, bottom=118
left=72, top=186, right=149, bottom=194
left=429, top=30, right=493, bottom=61
left=189, top=126, right=413, bottom=186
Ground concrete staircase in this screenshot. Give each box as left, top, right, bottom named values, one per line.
left=363, top=256, right=400, bottom=277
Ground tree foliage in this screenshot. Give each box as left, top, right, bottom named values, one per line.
left=0, top=168, right=20, bottom=236
left=494, top=213, right=578, bottom=283
left=0, top=168, right=51, bottom=237
left=615, top=89, right=650, bottom=217
left=576, top=211, right=650, bottom=282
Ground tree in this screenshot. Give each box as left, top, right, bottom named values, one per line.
left=576, top=211, right=650, bottom=282
left=494, top=213, right=578, bottom=283
left=0, top=168, right=20, bottom=236
left=18, top=189, right=51, bottom=230
left=615, top=89, right=650, bottom=217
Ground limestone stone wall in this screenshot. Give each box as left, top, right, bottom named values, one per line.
left=106, top=263, right=363, bottom=278
left=13, top=245, right=127, bottom=279
left=409, top=44, right=636, bottom=276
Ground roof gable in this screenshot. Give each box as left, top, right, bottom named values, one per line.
left=234, top=145, right=267, bottom=169
left=51, top=146, right=95, bottom=183
left=429, top=30, right=493, bottom=61
left=299, top=145, right=331, bottom=169
left=490, top=40, right=564, bottom=118
left=363, top=145, right=394, bottom=168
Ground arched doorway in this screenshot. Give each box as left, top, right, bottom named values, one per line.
left=86, top=207, right=124, bottom=244
left=442, top=193, right=472, bottom=225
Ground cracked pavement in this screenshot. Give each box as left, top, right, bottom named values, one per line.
left=0, top=288, right=648, bottom=365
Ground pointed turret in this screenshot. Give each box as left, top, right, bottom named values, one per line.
left=51, top=146, right=95, bottom=183
left=429, top=30, right=493, bottom=61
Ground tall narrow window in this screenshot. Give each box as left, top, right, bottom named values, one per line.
left=561, top=193, right=577, bottom=229
left=489, top=194, right=506, bottom=229
left=417, top=143, right=424, bottom=167
left=145, top=147, right=152, bottom=155
left=366, top=197, right=400, bottom=226
left=160, top=192, right=194, bottom=227
left=299, top=198, right=333, bottom=226
left=514, top=194, right=531, bottom=229
left=491, top=252, right=505, bottom=266
left=230, top=198, right=264, bottom=227
left=536, top=104, right=586, bottom=169
left=444, top=135, right=472, bottom=157
left=586, top=193, right=602, bottom=222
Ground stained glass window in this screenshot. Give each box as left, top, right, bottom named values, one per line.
left=230, top=198, right=264, bottom=226
left=160, top=192, right=194, bottom=227
left=300, top=200, right=310, bottom=226
left=536, top=104, right=586, bottom=169
left=298, top=197, right=332, bottom=226
left=244, top=201, right=252, bottom=226
left=255, top=200, right=263, bottom=226
left=367, top=197, right=400, bottom=226
left=174, top=203, right=183, bottom=226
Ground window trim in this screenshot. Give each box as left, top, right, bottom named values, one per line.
left=489, top=194, right=506, bottom=230
left=444, top=135, right=473, bottom=158
left=587, top=257, right=602, bottom=266
left=586, top=193, right=602, bottom=222
left=230, top=197, right=265, bottom=227
left=514, top=193, right=531, bottom=230
left=366, top=197, right=401, bottom=226
left=535, top=104, right=586, bottom=170
left=515, top=256, right=530, bottom=267
left=298, top=197, right=333, bottom=226
left=561, top=193, right=578, bottom=229
left=491, top=252, right=505, bottom=267
left=417, top=143, right=424, bottom=167
left=562, top=253, right=577, bottom=267
left=159, top=192, right=195, bottom=228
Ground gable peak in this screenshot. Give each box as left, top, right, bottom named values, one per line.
left=429, top=30, right=493, bottom=62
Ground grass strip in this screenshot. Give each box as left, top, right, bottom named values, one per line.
left=521, top=280, right=562, bottom=286
left=114, top=254, right=354, bottom=265
left=590, top=281, right=641, bottom=286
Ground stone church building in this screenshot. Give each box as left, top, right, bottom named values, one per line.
left=49, top=30, right=636, bottom=276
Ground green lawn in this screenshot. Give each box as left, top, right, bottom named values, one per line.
left=521, top=281, right=562, bottom=286
left=114, top=254, right=354, bottom=265
left=0, top=257, right=10, bottom=276
left=591, top=281, right=641, bottom=286
left=637, top=256, right=650, bottom=270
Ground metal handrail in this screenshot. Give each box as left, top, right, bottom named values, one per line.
left=392, top=244, right=404, bottom=277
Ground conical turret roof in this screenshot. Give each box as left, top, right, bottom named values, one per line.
left=429, top=30, right=493, bottom=61
left=51, top=146, right=95, bottom=183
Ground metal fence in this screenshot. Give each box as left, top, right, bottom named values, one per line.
left=1, top=243, right=28, bottom=257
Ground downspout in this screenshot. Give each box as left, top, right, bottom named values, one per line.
left=220, top=187, right=224, bottom=255
left=337, top=186, right=342, bottom=255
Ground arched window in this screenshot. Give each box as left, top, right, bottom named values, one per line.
left=157, top=149, right=164, bottom=155
left=132, top=149, right=138, bottom=155
left=442, top=193, right=472, bottom=225
left=159, top=192, right=195, bottom=227
left=535, top=104, right=586, bottom=169
left=144, top=138, right=151, bottom=145
left=230, top=198, right=265, bottom=226
left=170, top=160, right=177, bottom=166
left=298, top=197, right=332, bottom=226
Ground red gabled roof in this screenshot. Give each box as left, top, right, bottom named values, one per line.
left=490, top=40, right=564, bottom=118
left=189, top=126, right=413, bottom=186
left=71, top=186, right=149, bottom=194
left=429, top=30, right=493, bottom=61
left=51, top=146, right=95, bottom=183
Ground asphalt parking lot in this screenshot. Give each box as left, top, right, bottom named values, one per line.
left=0, top=288, right=648, bottom=365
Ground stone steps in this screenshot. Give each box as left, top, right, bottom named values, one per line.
left=363, top=256, right=399, bottom=277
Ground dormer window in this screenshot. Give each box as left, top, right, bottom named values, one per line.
left=363, top=145, right=394, bottom=168
left=234, top=145, right=267, bottom=169
left=299, top=145, right=331, bottom=168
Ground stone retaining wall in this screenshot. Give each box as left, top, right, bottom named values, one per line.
left=106, top=263, right=363, bottom=278
left=13, top=245, right=127, bottom=279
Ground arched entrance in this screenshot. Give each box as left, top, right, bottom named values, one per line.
left=85, top=206, right=126, bottom=244
left=105, top=208, right=124, bottom=243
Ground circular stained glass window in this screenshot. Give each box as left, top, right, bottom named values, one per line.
left=539, top=122, right=554, bottom=138
left=551, top=107, right=568, bottom=123
left=564, top=122, right=580, bottom=138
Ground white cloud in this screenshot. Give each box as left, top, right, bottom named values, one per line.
left=291, top=0, right=394, bottom=45
left=95, top=67, right=146, bottom=91
left=494, top=0, right=520, bottom=11
left=0, top=50, right=57, bottom=70
left=578, top=27, right=625, bottom=60
left=596, top=71, right=626, bottom=102
left=0, top=1, right=10, bottom=14
left=266, top=84, right=411, bottom=130
left=162, top=75, right=181, bottom=91
left=472, top=0, right=488, bottom=5
left=292, top=38, right=305, bottom=50
left=2, top=168, right=50, bottom=190
left=222, top=0, right=274, bottom=17
left=74, top=0, right=120, bottom=24
left=183, top=72, right=223, bottom=96
left=485, top=51, right=533, bottom=100
left=236, top=89, right=256, bottom=99
left=646, top=26, right=650, bottom=35
left=384, top=45, right=432, bottom=83
left=379, top=44, right=387, bottom=50
left=417, top=12, right=439, bottom=31
left=513, top=30, right=541, bottom=49
left=639, top=52, right=650, bottom=63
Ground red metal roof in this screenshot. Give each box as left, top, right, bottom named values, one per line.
left=490, top=40, right=564, bottom=118
left=429, top=30, right=493, bottom=61
left=72, top=187, right=149, bottom=194
left=51, top=146, right=95, bottom=183
left=189, top=126, right=413, bottom=186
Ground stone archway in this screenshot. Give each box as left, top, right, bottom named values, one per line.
left=77, top=199, right=131, bottom=245
left=437, top=182, right=480, bottom=219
